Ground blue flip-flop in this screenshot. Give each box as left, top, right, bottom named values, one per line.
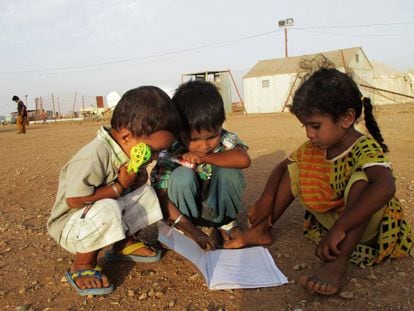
left=105, top=241, right=162, bottom=263
left=65, top=266, right=114, bottom=296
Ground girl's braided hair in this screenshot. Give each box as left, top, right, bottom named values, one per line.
left=289, top=62, right=388, bottom=152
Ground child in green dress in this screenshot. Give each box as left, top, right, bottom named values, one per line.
left=225, top=68, right=413, bottom=295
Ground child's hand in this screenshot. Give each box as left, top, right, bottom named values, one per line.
left=117, top=165, right=137, bottom=191
left=192, top=227, right=217, bottom=250
left=130, top=167, right=148, bottom=189
left=316, top=227, right=346, bottom=261
left=182, top=152, right=202, bottom=165
left=248, top=198, right=272, bottom=226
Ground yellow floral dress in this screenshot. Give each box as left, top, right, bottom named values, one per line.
left=288, top=136, right=412, bottom=266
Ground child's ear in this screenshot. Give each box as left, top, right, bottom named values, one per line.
left=118, top=128, right=134, bottom=144
left=341, top=108, right=356, bottom=129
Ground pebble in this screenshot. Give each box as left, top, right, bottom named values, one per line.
left=188, top=273, right=200, bottom=281
left=292, top=263, right=306, bottom=271
left=138, top=293, right=148, bottom=300
left=148, top=288, right=155, bottom=297
left=339, top=291, right=354, bottom=299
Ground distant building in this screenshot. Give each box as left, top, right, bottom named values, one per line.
left=243, top=47, right=413, bottom=114
left=181, top=70, right=233, bottom=114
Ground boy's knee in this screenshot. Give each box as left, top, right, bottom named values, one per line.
left=214, top=168, right=244, bottom=185
left=170, top=166, right=198, bottom=186
left=92, top=199, right=123, bottom=221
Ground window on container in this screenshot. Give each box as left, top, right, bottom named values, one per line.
left=262, top=80, right=270, bottom=88
left=355, top=54, right=359, bottom=63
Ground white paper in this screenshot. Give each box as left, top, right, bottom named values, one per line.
left=158, top=221, right=288, bottom=290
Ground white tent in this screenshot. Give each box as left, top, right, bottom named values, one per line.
left=243, top=47, right=374, bottom=113
left=370, top=61, right=414, bottom=105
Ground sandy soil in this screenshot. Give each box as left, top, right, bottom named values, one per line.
left=0, top=104, right=413, bottom=311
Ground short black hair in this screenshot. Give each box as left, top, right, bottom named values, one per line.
left=12, top=95, right=19, bottom=101
left=111, top=86, right=181, bottom=137
left=172, top=80, right=225, bottom=133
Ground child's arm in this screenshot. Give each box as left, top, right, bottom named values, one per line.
left=66, top=165, right=138, bottom=209
left=183, top=146, right=251, bottom=169
left=249, top=158, right=291, bottom=225
left=156, top=189, right=218, bottom=250
left=317, top=165, right=396, bottom=261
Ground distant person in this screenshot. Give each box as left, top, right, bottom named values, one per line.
left=47, top=86, right=181, bottom=296
left=41, top=110, right=48, bottom=125
left=152, top=80, right=251, bottom=249
left=224, top=68, right=413, bottom=295
left=12, top=95, right=27, bottom=134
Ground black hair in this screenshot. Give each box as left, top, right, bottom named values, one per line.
left=172, top=80, right=225, bottom=133
left=290, top=68, right=388, bottom=152
left=12, top=95, right=19, bottom=101
left=111, top=86, right=181, bottom=137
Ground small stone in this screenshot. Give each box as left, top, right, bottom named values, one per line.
left=292, top=264, right=301, bottom=271
left=127, top=289, right=135, bottom=297
left=155, top=291, right=164, bottom=298
left=148, top=288, right=155, bottom=297
left=188, top=273, right=200, bottom=281
left=168, top=300, right=175, bottom=307
left=339, top=291, right=354, bottom=299
left=299, top=263, right=306, bottom=269
left=138, top=293, right=147, bottom=300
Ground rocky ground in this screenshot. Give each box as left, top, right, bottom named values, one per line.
left=0, top=103, right=413, bottom=311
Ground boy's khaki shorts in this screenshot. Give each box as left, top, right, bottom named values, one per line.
left=60, top=185, right=162, bottom=254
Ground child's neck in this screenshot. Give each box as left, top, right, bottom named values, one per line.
left=326, top=128, right=363, bottom=160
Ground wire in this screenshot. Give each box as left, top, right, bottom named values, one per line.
left=295, top=28, right=414, bottom=37
left=1, top=20, right=413, bottom=75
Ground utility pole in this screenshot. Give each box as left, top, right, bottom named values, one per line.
left=278, top=18, right=294, bottom=57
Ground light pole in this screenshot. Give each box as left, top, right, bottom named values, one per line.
left=278, top=18, right=294, bottom=58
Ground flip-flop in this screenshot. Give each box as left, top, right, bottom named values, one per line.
left=65, top=266, right=114, bottom=296
left=105, top=241, right=162, bottom=263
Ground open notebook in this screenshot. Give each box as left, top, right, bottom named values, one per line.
left=158, top=221, right=288, bottom=290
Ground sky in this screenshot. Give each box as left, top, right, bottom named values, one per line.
left=1, top=0, right=413, bottom=116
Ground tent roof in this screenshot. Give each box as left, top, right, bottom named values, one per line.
left=244, top=47, right=366, bottom=78
left=371, top=60, right=401, bottom=77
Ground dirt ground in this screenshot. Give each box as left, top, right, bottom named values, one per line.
left=1, top=103, right=413, bottom=311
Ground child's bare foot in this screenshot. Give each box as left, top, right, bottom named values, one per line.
left=219, top=227, right=242, bottom=242
left=247, top=204, right=270, bottom=226
left=223, top=222, right=273, bottom=249
left=298, top=256, right=348, bottom=295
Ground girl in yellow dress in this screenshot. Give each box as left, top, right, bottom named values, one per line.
left=225, top=67, right=412, bottom=295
